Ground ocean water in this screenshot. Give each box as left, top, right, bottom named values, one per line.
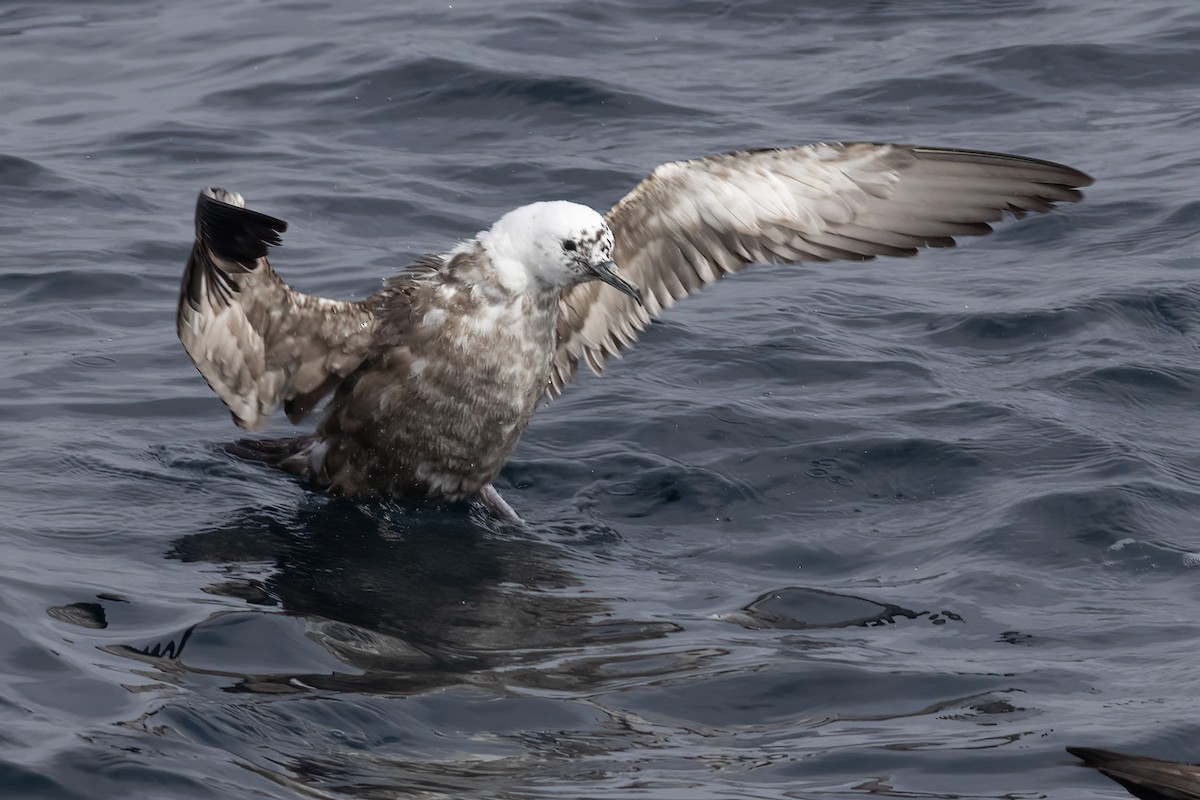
left=2, top=0, right=1199, bottom=797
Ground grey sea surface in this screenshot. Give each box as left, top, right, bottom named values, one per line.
left=2, top=1, right=1199, bottom=797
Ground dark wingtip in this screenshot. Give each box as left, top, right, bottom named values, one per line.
left=911, top=146, right=1095, bottom=189
left=195, top=189, right=289, bottom=267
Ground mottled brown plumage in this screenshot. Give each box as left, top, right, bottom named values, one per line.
left=177, top=143, right=1092, bottom=516
left=305, top=244, right=562, bottom=502
left=178, top=190, right=376, bottom=430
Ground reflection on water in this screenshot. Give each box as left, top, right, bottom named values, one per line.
left=83, top=503, right=706, bottom=795
left=75, top=499, right=1041, bottom=797
left=110, top=501, right=677, bottom=697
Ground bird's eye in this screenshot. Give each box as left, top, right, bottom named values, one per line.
left=562, top=240, right=578, bottom=252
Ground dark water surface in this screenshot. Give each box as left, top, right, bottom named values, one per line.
left=3, top=1, right=1200, bottom=797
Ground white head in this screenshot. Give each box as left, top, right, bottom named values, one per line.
left=478, top=201, right=641, bottom=301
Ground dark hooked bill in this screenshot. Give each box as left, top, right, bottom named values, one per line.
left=591, top=260, right=643, bottom=305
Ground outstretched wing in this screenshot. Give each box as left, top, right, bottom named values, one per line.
left=177, top=188, right=377, bottom=431
left=550, top=142, right=1093, bottom=394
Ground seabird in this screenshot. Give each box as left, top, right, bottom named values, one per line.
left=1068, top=746, right=1200, bottom=800
left=177, top=142, right=1092, bottom=519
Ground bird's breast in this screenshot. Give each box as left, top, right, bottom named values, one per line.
left=317, top=291, right=558, bottom=500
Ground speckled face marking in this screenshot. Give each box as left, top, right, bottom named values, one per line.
left=562, top=224, right=615, bottom=276
left=567, top=223, right=611, bottom=254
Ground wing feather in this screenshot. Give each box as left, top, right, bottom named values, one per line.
left=550, top=142, right=1091, bottom=395
left=177, top=188, right=377, bottom=431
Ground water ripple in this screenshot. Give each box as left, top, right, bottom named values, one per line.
left=2, top=0, right=1200, bottom=797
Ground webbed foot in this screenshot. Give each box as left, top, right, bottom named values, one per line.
left=476, top=484, right=523, bottom=524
